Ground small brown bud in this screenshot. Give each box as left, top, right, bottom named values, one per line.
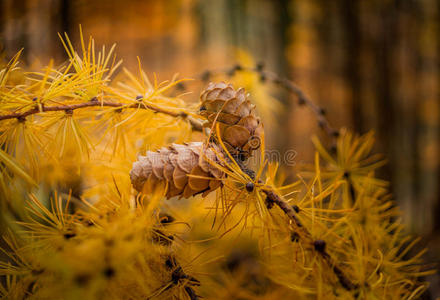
left=292, top=205, right=300, bottom=213
left=63, top=232, right=76, bottom=239
left=103, top=267, right=115, bottom=278
left=314, top=239, right=326, bottom=253
left=233, top=64, right=242, bottom=71
left=245, top=182, right=254, bottom=192
left=290, top=232, right=299, bottom=242
left=256, top=62, right=264, bottom=72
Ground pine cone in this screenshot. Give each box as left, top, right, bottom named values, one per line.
left=130, top=142, right=225, bottom=199
left=199, top=82, right=263, bottom=157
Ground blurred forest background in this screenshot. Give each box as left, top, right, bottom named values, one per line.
left=1, top=0, right=439, bottom=296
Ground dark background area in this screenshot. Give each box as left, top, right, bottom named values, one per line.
left=1, top=0, right=439, bottom=297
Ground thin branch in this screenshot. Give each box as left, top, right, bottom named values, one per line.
left=261, top=187, right=358, bottom=291
left=195, top=64, right=339, bottom=143
left=237, top=164, right=355, bottom=290
left=0, top=98, right=203, bottom=131
left=252, top=67, right=338, bottom=138
left=151, top=221, right=201, bottom=300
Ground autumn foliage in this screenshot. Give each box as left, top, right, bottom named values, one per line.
left=0, top=30, right=433, bottom=299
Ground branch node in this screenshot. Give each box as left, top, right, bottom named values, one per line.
left=256, top=62, right=264, bottom=72
left=265, top=194, right=274, bottom=209
left=331, top=130, right=340, bottom=138
left=233, top=64, right=242, bottom=71
left=245, top=182, right=255, bottom=193
left=313, top=239, right=326, bottom=253
left=103, top=267, right=115, bottom=278
left=273, top=77, right=282, bottom=85
left=290, top=232, right=299, bottom=242
left=292, top=205, right=300, bottom=213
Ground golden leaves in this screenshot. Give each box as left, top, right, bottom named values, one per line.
left=0, top=29, right=432, bottom=300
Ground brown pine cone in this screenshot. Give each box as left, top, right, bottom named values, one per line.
left=130, top=142, right=225, bottom=199
left=199, top=82, right=263, bottom=157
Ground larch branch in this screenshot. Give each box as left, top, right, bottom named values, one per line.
left=196, top=65, right=339, bottom=142
left=0, top=99, right=203, bottom=131
left=261, top=187, right=358, bottom=291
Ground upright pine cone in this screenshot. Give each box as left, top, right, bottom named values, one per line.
left=130, top=142, right=225, bottom=199
left=199, top=82, right=263, bottom=158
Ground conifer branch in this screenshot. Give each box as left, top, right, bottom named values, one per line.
left=261, top=187, right=358, bottom=291
left=0, top=98, right=203, bottom=131
left=197, top=64, right=339, bottom=141
left=250, top=67, right=337, bottom=138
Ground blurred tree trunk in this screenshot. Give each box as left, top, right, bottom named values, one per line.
left=1, top=0, right=28, bottom=62
left=197, top=0, right=290, bottom=150
left=341, top=0, right=362, bottom=133
left=286, top=0, right=439, bottom=237
left=415, top=0, right=439, bottom=234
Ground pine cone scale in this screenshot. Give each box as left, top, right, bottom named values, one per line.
left=200, top=82, right=263, bottom=157
left=130, top=142, right=225, bottom=199
left=130, top=82, right=264, bottom=199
